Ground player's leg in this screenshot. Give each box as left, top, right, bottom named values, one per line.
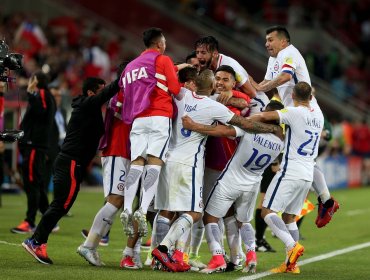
left=134, top=116, right=171, bottom=237
left=313, top=165, right=339, bottom=227
left=234, top=185, right=259, bottom=274
left=201, top=181, right=236, bottom=273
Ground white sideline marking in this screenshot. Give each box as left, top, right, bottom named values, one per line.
left=346, top=209, right=370, bottom=216
left=0, top=240, right=21, bottom=247
left=237, top=241, right=370, bottom=280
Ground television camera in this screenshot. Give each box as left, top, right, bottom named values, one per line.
left=0, top=40, right=24, bottom=142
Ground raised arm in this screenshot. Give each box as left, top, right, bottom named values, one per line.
left=254, top=72, right=291, bottom=92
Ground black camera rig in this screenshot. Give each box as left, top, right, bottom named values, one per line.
left=0, top=40, right=24, bottom=142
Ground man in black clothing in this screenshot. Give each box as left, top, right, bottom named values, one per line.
left=22, top=77, right=119, bottom=265
left=11, top=72, right=56, bottom=234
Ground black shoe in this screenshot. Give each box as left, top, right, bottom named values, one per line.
left=256, top=238, right=276, bottom=252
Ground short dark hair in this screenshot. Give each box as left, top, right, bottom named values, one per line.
left=265, top=100, right=284, bottom=111
left=215, top=65, right=236, bottom=80
left=178, top=67, right=198, bottom=83
left=33, top=71, right=49, bottom=89
left=293, top=82, right=312, bottom=101
left=195, top=69, right=214, bottom=91
left=143, top=27, right=163, bottom=48
left=116, top=61, right=130, bottom=77
left=194, top=36, right=219, bottom=52
left=82, top=77, right=106, bottom=96
left=185, top=51, right=196, bottom=63
left=266, top=26, right=290, bottom=43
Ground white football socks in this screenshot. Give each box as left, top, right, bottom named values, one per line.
left=140, top=165, right=161, bottom=214
left=124, top=165, right=144, bottom=214
left=240, top=222, right=256, bottom=252
left=84, top=202, right=118, bottom=249
left=161, top=213, right=193, bottom=250
left=313, top=165, right=331, bottom=203
left=205, top=222, right=223, bottom=256
left=264, top=213, right=295, bottom=250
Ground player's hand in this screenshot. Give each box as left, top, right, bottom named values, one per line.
left=181, top=115, right=196, bottom=130
left=217, top=91, right=232, bottom=105
left=27, top=76, right=38, bottom=93
left=0, top=82, right=6, bottom=92
left=176, top=63, right=194, bottom=71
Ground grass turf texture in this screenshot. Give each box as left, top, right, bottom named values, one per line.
left=1, top=187, right=370, bottom=280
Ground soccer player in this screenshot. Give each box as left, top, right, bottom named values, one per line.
left=22, top=77, right=120, bottom=265
left=251, top=26, right=339, bottom=227
left=119, top=28, right=187, bottom=238
left=194, top=35, right=270, bottom=115
left=252, top=82, right=324, bottom=273
left=181, top=100, right=284, bottom=274
left=204, top=65, right=250, bottom=271
left=151, top=69, right=282, bottom=272
left=76, top=65, right=140, bottom=267
left=185, top=51, right=201, bottom=73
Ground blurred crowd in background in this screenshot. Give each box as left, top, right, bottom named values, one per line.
left=177, top=0, right=370, bottom=108
left=0, top=1, right=369, bottom=188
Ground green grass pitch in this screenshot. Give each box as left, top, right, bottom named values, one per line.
left=1, top=186, right=370, bottom=280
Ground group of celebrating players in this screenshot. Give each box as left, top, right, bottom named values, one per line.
left=22, top=25, right=340, bottom=275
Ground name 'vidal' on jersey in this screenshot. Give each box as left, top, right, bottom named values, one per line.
left=166, top=87, right=234, bottom=167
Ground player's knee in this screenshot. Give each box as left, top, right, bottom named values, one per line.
left=261, top=207, right=272, bottom=219
left=107, top=194, right=124, bottom=208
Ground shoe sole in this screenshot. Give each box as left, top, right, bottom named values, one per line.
left=120, top=213, right=134, bottom=237
left=151, top=251, right=177, bottom=272
left=242, top=263, right=256, bottom=274
left=134, top=214, right=148, bottom=237
left=121, top=264, right=139, bottom=270
left=76, top=247, right=103, bottom=267
left=22, top=242, right=51, bottom=265
left=11, top=229, right=32, bottom=234
left=316, top=204, right=340, bottom=228
left=287, top=246, right=304, bottom=270
left=200, top=265, right=226, bottom=274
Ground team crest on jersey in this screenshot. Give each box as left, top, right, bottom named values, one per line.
left=117, top=183, right=124, bottom=191
left=199, top=200, right=204, bottom=209
left=274, top=61, right=279, bottom=71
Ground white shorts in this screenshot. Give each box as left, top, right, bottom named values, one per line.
left=205, top=180, right=259, bottom=223
left=263, top=173, right=312, bottom=216
left=155, top=161, right=204, bottom=213
left=203, top=167, right=222, bottom=202
left=130, top=116, right=172, bottom=161
left=101, top=156, right=130, bottom=198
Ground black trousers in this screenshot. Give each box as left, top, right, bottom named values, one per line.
left=32, top=154, right=81, bottom=244
left=20, top=148, right=48, bottom=227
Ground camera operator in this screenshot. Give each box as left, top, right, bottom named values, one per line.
left=11, top=71, right=56, bottom=234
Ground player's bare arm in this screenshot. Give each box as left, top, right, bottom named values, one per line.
left=249, top=111, right=280, bottom=123
left=239, top=80, right=256, bottom=98
left=181, top=115, right=236, bottom=137
left=228, top=114, right=282, bottom=137
left=226, top=97, right=249, bottom=109
left=255, top=72, right=291, bottom=92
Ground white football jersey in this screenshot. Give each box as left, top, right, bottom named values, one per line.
left=217, top=53, right=249, bottom=88
left=218, top=128, right=284, bottom=191
left=277, top=105, right=324, bottom=181
left=265, top=45, right=311, bottom=107
left=167, top=88, right=234, bottom=167
left=249, top=91, right=269, bottom=116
